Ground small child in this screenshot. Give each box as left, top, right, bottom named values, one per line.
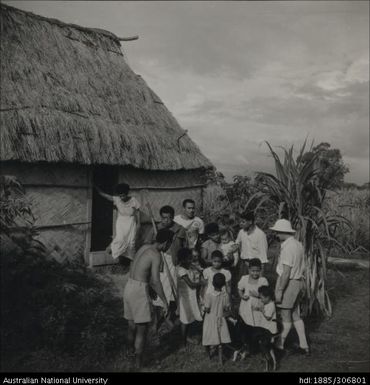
left=235, top=258, right=269, bottom=358
left=251, top=286, right=278, bottom=371
left=190, top=248, right=204, bottom=301
left=201, top=223, right=221, bottom=267
left=202, top=273, right=232, bottom=366
left=203, top=250, right=232, bottom=297
left=176, top=248, right=203, bottom=347
left=220, top=229, right=239, bottom=269
left=190, top=248, right=203, bottom=283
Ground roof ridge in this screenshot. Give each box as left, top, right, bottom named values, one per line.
left=1, top=2, right=120, bottom=43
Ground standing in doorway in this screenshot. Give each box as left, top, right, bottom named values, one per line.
left=95, top=183, right=140, bottom=263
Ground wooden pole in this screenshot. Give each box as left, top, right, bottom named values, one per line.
left=118, top=35, right=139, bottom=41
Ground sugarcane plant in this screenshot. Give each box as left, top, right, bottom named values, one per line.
left=246, top=141, right=352, bottom=317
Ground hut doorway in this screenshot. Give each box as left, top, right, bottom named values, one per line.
left=90, top=166, right=118, bottom=253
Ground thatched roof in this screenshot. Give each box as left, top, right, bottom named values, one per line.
left=0, top=4, right=212, bottom=171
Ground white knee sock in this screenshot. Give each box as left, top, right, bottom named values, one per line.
left=277, top=321, right=292, bottom=349
left=293, top=319, right=309, bottom=349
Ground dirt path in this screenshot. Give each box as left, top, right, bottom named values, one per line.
left=108, top=268, right=369, bottom=372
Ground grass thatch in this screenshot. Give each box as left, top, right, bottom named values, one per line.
left=0, top=4, right=212, bottom=171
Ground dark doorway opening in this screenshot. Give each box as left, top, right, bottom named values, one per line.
left=91, top=166, right=118, bottom=252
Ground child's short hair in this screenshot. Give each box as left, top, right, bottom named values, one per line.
left=213, top=272, right=226, bottom=289
left=219, top=228, right=230, bottom=237
left=156, top=229, right=174, bottom=244
left=240, top=211, right=255, bottom=222
left=159, top=205, right=175, bottom=217
left=192, top=247, right=200, bottom=255
left=114, top=183, right=130, bottom=195
left=182, top=199, right=195, bottom=208
left=205, top=222, right=219, bottom=235
left=211, top=250, right=223, bottom=260
left=248, top=258, right=262, bottom=269
left=177, top=247, right=192, bottom=264
left=258, top=285, right=274, bottom=299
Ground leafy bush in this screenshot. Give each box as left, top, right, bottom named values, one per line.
left=1, top=176, right=126, bottom=370
left=325, top=187, right=370, bottom=255
left=244, top=141, right=352, bottom=317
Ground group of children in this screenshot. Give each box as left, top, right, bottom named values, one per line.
left=145, top=209, right=280, bottom=372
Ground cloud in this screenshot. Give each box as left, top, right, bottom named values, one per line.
left=5, top=0, right=370, bottom=183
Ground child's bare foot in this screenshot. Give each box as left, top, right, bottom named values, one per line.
left=186, top=336, right=199, bottom=345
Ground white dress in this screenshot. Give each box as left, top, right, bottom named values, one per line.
left=111, top=196, right=140, bottom=260
left=177, top=266, right=202, bottom=324
left=238, top=275, right=268, bottom=327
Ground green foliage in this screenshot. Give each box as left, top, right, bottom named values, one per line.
left=297, top=142, right=349, bottom=190
left=245, top=141, right=352, bottom=317
left=0, top=176, right=126, bottom=370
left=0, top=175, right=34, bottom=232
left=325, top=187, right=370, bottom=254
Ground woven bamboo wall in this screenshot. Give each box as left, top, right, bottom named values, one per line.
left=2, top=161, right=207, bottom=265
left=1, top=161, right=90, bottom=263
left=118, top=169, right=205, bottom=222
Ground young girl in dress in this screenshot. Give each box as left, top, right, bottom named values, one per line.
left=202, top=273, right=232, bottom=366
left=95, top=183, right=140, bottom=262
left=234, top=258, right=269, bottom=359
left=176, top=248, right=202, bottom=348
left=203, top=251, right=232, bottom=298
left=251, top=285, right=278, bottom=371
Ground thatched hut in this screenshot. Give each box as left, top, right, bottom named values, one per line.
left=0, top=4, right=213, bottom=266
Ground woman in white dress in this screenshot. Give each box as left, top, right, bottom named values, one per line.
left=95, top=183, right=141, bottom=261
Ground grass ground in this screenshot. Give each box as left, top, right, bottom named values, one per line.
left=107, top=268, right=369, bottom=373
left=6, top=267, right=369, bottom=373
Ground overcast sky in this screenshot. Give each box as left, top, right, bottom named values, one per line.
left=6, top=1, right=369, bottom=184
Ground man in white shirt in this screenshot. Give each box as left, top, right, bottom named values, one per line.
left=174, top=199, right=205, bottom=249
left=236, top=211, right=268, bottom=276
left=270, top=219, right=310, bottom=356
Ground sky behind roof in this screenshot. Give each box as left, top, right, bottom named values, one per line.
left=5, top=1, right=369, bottom=184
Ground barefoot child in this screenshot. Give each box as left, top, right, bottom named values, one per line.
left=202, top=273, right=232, bottom=366
left=251, top=286, right=278, bottom=371
left=176, top=248, right=202, bottom=347
left=236, top=258, right=269, bottom=357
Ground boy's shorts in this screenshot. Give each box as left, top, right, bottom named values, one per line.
left=276, top=278, right=304, bottom=309
left=123, top=278, right=152, bottom=324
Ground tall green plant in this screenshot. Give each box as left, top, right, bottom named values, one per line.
left=247, top=141, right=352, bottom=317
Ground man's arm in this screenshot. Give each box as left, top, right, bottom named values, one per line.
left=151, top=254, right=168, bottom=311
left=275, top=264, right=291, bottom=303
left=200, top=246, right=211, bottom=267
left=134, top=209, right=141, bottom=240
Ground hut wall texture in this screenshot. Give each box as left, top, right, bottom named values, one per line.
left=2, top=162, right=207, bottom=265
left=1, top=161, right=90, bottom=263
left=118, top=168, right=205, bottom=222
